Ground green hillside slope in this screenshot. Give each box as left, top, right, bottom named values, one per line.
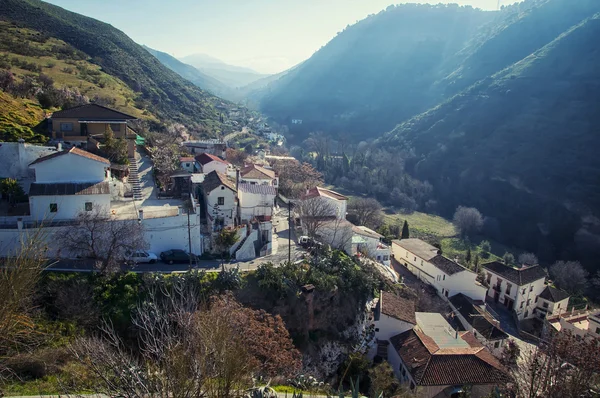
left=258, top=3, right=495, bottom=141
left=1, top=0, right=235, bottom=135
left=381, top=13, right=600, bottom=264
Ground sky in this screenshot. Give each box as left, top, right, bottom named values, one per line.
left=44, top=0, right=511, bottom=74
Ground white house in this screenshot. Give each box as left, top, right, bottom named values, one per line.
left=195, top=153, right=231, bottom=175
left=179, top=156, right=197, bottom=173
left=237, top=183, right=277, bottom=224
left=352, top=225, right=390, bottom=266
left=387, top=312, right=508, bottom=397
left=545, top=308, right=600, bottom=340
left=202, top=171, right=237, bottom=230
left=482, top=261, right=548, bottom=321
left=28, top=147, right=111, bottom=221
left=370, top=291, right=416, bottom=360
left=449, top=293, right=508, bottom=355
left=392, top=239, right=486, bottom=301
left=301, top=186, right=348, bottom=219
left=239, top=164, right=279, bottom=187
left=535, top=285, right=570, bottom=319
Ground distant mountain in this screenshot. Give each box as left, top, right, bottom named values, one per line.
left=143, top=46, right=232, bottom=99
left=180, top=53, right=269, bottom=88
left=1, top=0, right=237, bottom=135
left=257, top=3, right=496, bottom=141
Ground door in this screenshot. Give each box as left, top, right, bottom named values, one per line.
left=494, top=291, right=500, bottom=303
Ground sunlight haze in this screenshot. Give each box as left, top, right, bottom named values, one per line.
left=43, top=0, right=513, bottom=74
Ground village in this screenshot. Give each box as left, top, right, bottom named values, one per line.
left=1, top=103, right=599, bottom=397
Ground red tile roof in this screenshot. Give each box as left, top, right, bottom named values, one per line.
left=380, top=291, right=416, bottom=324
left=202, top=170, right=236, bottom=193
left=179, top=157, right=195, bottom=162
left=302, top=186, right=348, bottom=201
left=29, top=147, right=110, bottom=166
left=195, top=152, right=228, bottom=165
left=389, top=329, right=508, bottom=386
left=240, top=164, right=276, bottom=179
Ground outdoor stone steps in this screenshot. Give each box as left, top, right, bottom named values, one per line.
left=128, top=157, right=143, bottom=201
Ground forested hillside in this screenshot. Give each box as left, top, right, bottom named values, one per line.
left=1, top=0, right=236, bottom=137
left=258, top=3, right=495, bottom=141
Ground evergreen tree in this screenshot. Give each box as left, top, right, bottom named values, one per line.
left=401, top=220, right=409, bottom=239
left=466, top=247, right=472, bottom=264
left=473, top=253, right=480, bottom=273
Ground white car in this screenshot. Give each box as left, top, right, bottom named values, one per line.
left=124, top=250, right=158, bottom=264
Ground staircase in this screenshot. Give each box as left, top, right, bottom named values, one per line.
left=128, top=157, right=143, bottom=201
left=232, top=235, right=249, bottom=259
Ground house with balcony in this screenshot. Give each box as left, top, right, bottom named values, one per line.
left=387, top=312, right=508, bottom=397
left=28, top=147, right=111, bottom=221
left=545, top=308, right=600, bottom=341
left=391, top=239, right=486, bottom=301
left=239, top=164, right=279, bottom=187
left=202, top=171, right=237, bottom=230
left=49, top=104, right=137, bottom=157
left=482, top=261, right=549, bottom=321
left=237, top=183, right=276, bottom=224
left=352, top=225, right=391, bottom=266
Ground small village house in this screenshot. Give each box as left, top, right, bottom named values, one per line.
left=544, top=308, right=600, bottom=340
left=28, top=147, right=111, bottom=221
left=237, top=183, right=277, bottom=224
left=387, top=312, right=508, bottom=397
left=536, top=285, right=570, bottom=319
left=239, top=164, right=279, bottom=187
left=392, top=238, right=486, bottom=301
left=179, top=156, right=197, bottom=173
left=202, top=171, right=237, bottom=230
left=182, top=139, right=227, bottom=157
left=49, top=104, right=137, bottom=157
left=482, top=261, right=549, bottom=321
left=369, top=291, right=416, bottom=360
left=195, top=153, right=231, bottom=175
left=449, top=293, right=508, bottom=355
left=352, top=225, right=391, bottom=266
left=301, top=186, right=348, bottom=219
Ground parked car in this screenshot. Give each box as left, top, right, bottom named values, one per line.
left=160, top=249, right=196, bottom=264
left=298, top=236, right=322, bottom=249
left=124, top=250, right=158, bottom=264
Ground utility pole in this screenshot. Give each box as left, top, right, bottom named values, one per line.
left=288, top=200, right=291, bottom=264
left=187, top=205, right=192, bottom=272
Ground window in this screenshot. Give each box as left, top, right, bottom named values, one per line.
left=506, top=283, right=512, bottom=295
left=445, top=290, right=449, bottom=297
left=486, top=273, right=492, bottom=284
left=49, top=203, right=58, bottom=213
left=383, top=255, right=389, bottom=261
left=520, top=301, right=524, bottom=309
left=185, top=163, right=190, bottom=167
left=543, top=302, right=549, bottom=309
left=217, top=197, right=225, bottom=205
left=522, top=288, right=526, bottom=295
left=557, top=303, right=561, bottom=309
left=60, top=122, right=73, bottom=131
left=375, top=328, right=379, bottom=332
left=414, top=256, right=416, bottom=261
left=494, top=341, right=500, bottom=349
left=421, top=259, right=423, bottom=265
left=530, top=285, right=534, bottom=292
left=85, top=202, right=93, bottom=211
left=596, top=327, right=600, bottom=334
left=443, top=275, right=446, bottom=281
left=110, top=123, right=121, bottom=132
left=535, top=296, right=539, bottom=303
left=377, top=256, right=381, bottom=261
left=524, top=310, right=529, bottom=318
left=526, top=299, right=531, bottom=306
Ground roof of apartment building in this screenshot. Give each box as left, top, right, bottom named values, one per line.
left=179, top=156, right=195, bottom=163
left=482, top=261, right=547, bottom=286
left=29, top=147, right=110, bottom=166
left=195, top=152, right=229, bottom=165
left=389, top=324, right=507, bottom=386
left=29, top=181, right=110, bottom=196
left=302, top=186, right=348, bottom=201
left=50, top=104, right=136, bottom=120
left=240, top=164, right=276, bottom=179
left=352, top=225, right=383, bottom=239
left=539, top=285, right=570, bottom=303
left=203, top=171, right=236, bottom=193
left=392, top=238, right=439, bottom=261
left=238, top=183, right=277, bottom=196
left=429, top=254, right=466, bottom=275
left=449, top=294, right=508, bottom=341
left=378, top=291, right=416, bottom=324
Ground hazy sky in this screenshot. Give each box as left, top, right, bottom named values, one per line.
left=45, top=0, right=511, bottom=74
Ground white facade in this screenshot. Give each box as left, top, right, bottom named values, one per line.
left=30, top=152, right=108, bottom=183
left=143, top=212, right=202, bottom=254
left=392, top=240, right=485, bottom=301
left=484, top=268, right=546, bottom=321
left=0, top=141, right=57, bottom=182
left=201, top=160, right=229, bottom=175
left=301, top=187, right=347, bottom=220
left=237, top=185, right=276, bottom=224
left=204, top=185, right=237, bottom=229
left=353, top=226, right=391, bottom=266
left=537, top=295, right=569, bottom=319
left=29, top=194, right=110, bottom=221
left=180, top=159, right=197, bottom=173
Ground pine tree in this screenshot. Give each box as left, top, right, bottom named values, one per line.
left=473, top=253, right=480, bottom=273
left=466, top=247, right=472, bottom=264
left=401, top=220, right=409, bottom=239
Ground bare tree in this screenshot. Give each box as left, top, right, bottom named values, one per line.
left=272, top=160, right=323, bottom=198
left=320, top=217, right=353, bottom=252
left=452, top=206, right=483, bottom=237
left=58, top=206, right=147, bottom=272
left=518, top=252, right=539, bottom=266
left=297, top=197, right=337, bottom=238
left=347, top=197, right=383, bottom=228
left=549, top=261, right=589, bottom=296
left=0, top=229, right=47, bottom=380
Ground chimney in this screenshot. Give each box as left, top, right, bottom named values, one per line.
left=138, top=209, right=144, bottom=221
left=236, top=168, right=240, bottom=191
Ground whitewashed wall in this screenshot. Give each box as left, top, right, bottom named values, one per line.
left=31, top=153, right=107, bottom=183
left=29, top=194, right=111, bottom=221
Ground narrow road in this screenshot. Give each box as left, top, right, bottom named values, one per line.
left=223, top=126, right=248, bottom=142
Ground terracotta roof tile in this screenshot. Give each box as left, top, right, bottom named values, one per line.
left=202, top=171, right=236, bottom=193
left=29, top=147, right=110, bottom=166
left=195, top=152, right=228, bottom=165
left=380, top=291, right=416, bottom=324
left=301, top=186, right=348, bottom=201
left=240, top=164, right=276, bottom=179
